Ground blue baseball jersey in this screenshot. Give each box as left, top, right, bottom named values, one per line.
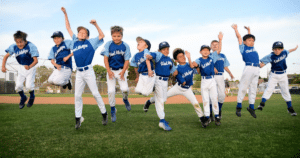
left=71, top=34, right=104, bottom=67
left=144, top=49, right=176, bottom=77
left=195, top=51, right=218, bottom=77
left=211, top=52, right=230, bottom=73
left=5, top=41, right=39, bottom=65
left=48, top=40, right=73, bottom=69
left=239, top=43, right=259, bottom=64
left=100, top=41, right=131, bottom=69
left=176, top=63, right=196, bottom=86
left=130, top=50, right=154, bottom=73
left=260, top=50, right=289, bottom=71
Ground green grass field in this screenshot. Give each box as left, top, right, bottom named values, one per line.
left=0, top=93, right=153, bottom=98
left=0, top=94, right=299, bottom=157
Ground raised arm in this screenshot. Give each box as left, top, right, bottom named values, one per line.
left=1, top=53, right=10, bottom=73
left=61, top=7, right=74, bottom=38
left=185, top=51, right=194, bottom=68
left=224, top=67, right=234, bottom=79
left=231, top=24, right=242, bottom=45
left=90, top=20, right=105, bottom=40
left=288, top=45, right=298, bottom=53
left=244, top=26, right=251, bottom=34
left=217, top=32, right=223, bottom=54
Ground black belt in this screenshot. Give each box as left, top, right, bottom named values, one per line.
left=271, top=70, right=286, bottom=74
left=245, top=62, right=260, bottom=67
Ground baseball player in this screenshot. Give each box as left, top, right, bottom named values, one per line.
left=258, top=42, right=298, bottom=116
left=144, top=48, right=207, bottom=129
left=61, top=7, right=107, bottom=129
left=130, top=37, right=156, bottom=96
left=101, top=26, right=131, bottom=123
left=231, top=24, right=259, bottom=118
left=48, top=31, right=73, bottom=90
left=209, top=40, right=234, bottom=121
left=2, top=31, right=39, bottom=109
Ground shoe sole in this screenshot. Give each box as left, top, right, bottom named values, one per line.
left=159, top=123, right=172, bottom=131
left=19, top=97, right=28, bottom=109
left=27, top=98, right=35, bottom=108
left=247, top=107, right=257, bottom=118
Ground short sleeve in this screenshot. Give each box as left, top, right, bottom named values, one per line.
left=88, top=36, right=104, bottom=50
left=5, top=44, right=16, bottom=55
left=64, top=40, right=74, bottom=49
left=224, top=55, right=230, bottom=67
left=100, top=41, right=112, bottom=57
left=72, top=34, right=77, bottom=41
left=195, top=58, right=201, bottom=66
left=124, top=42, right=131, bottom=60
left=154, top=52, right=163, bottom=62
left=130, top=55, right=137, bottom=67
left=48, top=48, right=55, bottom=60
left=28, top=43, right=39, bottom=57
left=239, top=44, right=245, bottom=54
left=284, top=49, right=289, bottom=56
left=170, top=63, right=177, bottom=74
left=210, top=51, right=219, bottom=63
left=260, top=54, right=272, bottom=64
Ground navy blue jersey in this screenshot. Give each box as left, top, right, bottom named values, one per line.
left=130, top=50, right=155, bottom=73
left=71, top=34, right=104, bottom=67
left=101, top=41, right=131, bottom=70
left=144, top=49, right=176, bottom=77
left=260, top=50, right=289, bottom=71
left=5, top=41, right=39, bottom=65
left=239, top=43, right=259, bottom=64
left=212, top=53, right=230, bottom=73
left=195, top=51, right=218, bottom=77
left=176, top=63, right=195, bottom=86
left=48, top=40, right=73, bottom=69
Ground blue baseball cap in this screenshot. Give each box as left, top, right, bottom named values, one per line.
left=272, top=41, right=284, bottom=49
left=77, top=26, right=90, bottom=37
left=51, top=31, right=64, bottom=38
left=159, top=41, right=170, bottom=50
left=200, top=45, right=211, bottom=51
left=136, top=36, right=151, bottom=51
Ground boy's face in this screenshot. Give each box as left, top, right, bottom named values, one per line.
left=160, top=47, right=169, bottom=56
left=200, top=48, right=210, bottom=57
left=176, top=53, right=186, bottom=64
left=211, top=42, right=219, bottom=52
left=137, top=40, right=148, bottom=52
left=273, top=48, right=284, bottom=55
left=53, top=37, right=63, bottom=46
left=243, top=38, right=255, bottom=47
left=15, top=38, right=26, bottom=49
left=112, top=32, right=123, bottom=45
left=77, top=29, right=88, bottom=40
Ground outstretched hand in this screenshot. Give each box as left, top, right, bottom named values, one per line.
left=192, top=61, right=198, bottom=68
left=61, top=7, right=66, bottom=14
left=90, top=20, right=97, bottom=26
left=185, top=51, right=191, bottom=59
left=231, top=24, right=237, bottom=30
left=244, top=26, right=250, bottom=31
left=218, top=32, right=223, bottom=40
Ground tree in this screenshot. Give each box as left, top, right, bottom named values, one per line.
left=35, top=66, right=53, bottom=86
left=127, top=65, right=137, bottom=80
left=93, top=65, right=107, bottom=81
left=194, top=74, right=201, bottom=81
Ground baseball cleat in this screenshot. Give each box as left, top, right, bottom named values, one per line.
left=62, top=84, right=67, bottom=89
left=219, top=110, right=222, bottom=119
left=75, top=117, right=81, bottom=129
left=287, top=107, right=297, bottom=116
left=27, top=97, right=35, bottom=108
left=236, top=108, right=242, bottom=117
left=247, top=107, right=257, bottom=118
left=159, top=120, right=172, bottom=131
left=143, top=100, right=151, bottom=112
left=215, top=117, right=221, bottom=126
left=102, top=113, right=108, bottom=125
left=19, top=96, right=28, bottom=109
left=210, top=113, right=215, bottom=122
left=111, top=111, right=116, bottom=122
left=67, top=80, right=72, bottom=90
left=123, top=99, right=131, bottom=111
left=257, top=102, right=265, bottom=111
left=200, top=117, right=208, bottom=128
left=80, top=116, right=84, bottom=123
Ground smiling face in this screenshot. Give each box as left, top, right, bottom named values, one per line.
left=53, top=37, right=64, bottom=46
left=176, top=53, right=186, bottom=65
left=15, top=38, right=27, bottom=49
left=244, top=37, right=255, bottom=47
left=160, top=47, right=170, bottom=56
left=77, top=29, right=88, bottom=40
left=200, top=48, right=210, bottom=58
left=211, top=41, right=219, bottom=52
left=111, top=32, right=123, bottom=45
left=137, top=40, right=148, bottom=52
left=273, top=48, right=284, bottom=55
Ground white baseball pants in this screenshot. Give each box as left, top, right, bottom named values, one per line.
left=201, top=78, right=219, bottom=117
left=15, top=65, right=37, bottom=92
left=48, top=67, right=72, bottom=86
left=135, top=73, right=156, bottom=96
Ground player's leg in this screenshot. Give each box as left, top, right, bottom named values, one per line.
left=209, top=79, right=220, bottom=125
left=142, top=74, right=156, bottom=96
left=85, top=68, right=108, bottom=124
left=53, top=68, right=72, bottom=87
left=215, top=75, right=225, bottom=117
left=16, top=66, right=27, bottom=109
left=236, top=66, right=252, bottom=116
left=135, top=74, right=144, bottom=94
left=25, top=65, right=37, bottom=108
left=247, top=67, right=259, bottom=118
left=48, top=69, right=59, bottom=85
left=208, top=97, right=214, bottom=122
left=106, top=70, right=117, bottom=122
left=117, top=70, right=131, bottom=111
left=201, top=79, right=210, bottom=118
left=278, top=74, right=296, bottom=116
left=74, top=71, right=86, bottom=129
left=258, top=73, right=277, bottom=110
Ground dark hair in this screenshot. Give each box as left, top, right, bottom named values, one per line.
left=111, top=26, right=123, bottom=36
left=243, top=34, right=255, bottom=41
left=211, top=40, right=219, bottom=44
left=14, top=30, right=27, bottom=42
left=173, top=48, right=185, bottom=60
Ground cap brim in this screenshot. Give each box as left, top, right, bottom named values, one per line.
left=136, top=36, right=144, bottom=42
left=77, top=26, right=88, bottom=32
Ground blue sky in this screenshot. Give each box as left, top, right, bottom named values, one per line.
left=1, top=0, right=300, bottom=80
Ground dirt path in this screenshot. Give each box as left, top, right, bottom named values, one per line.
left=0, top=95, right=253, bottom=105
